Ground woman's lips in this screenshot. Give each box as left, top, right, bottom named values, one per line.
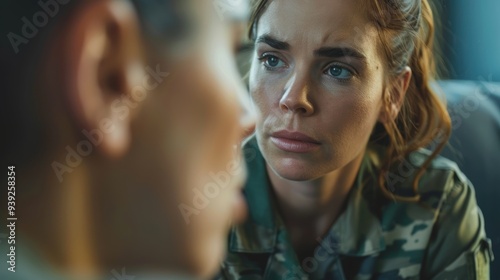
left=270, top=130, right=321, bottom=153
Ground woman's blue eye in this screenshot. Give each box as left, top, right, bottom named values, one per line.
left=263, top=55, right=284, bottom=68
left=327, top=66, right=353, bottom=79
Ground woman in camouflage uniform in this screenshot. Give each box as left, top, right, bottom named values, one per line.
left=219, top=0, right=493, bottom=279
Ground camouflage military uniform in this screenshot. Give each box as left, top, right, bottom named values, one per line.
left=217, top=139, right=494, bottom=279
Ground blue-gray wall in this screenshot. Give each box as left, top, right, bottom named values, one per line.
left=440, top=0, right=500, bottom=82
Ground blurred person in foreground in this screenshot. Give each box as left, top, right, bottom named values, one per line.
left=218, top=0, right=493, bottom=279
left=0, top=0, right=255, bottom=279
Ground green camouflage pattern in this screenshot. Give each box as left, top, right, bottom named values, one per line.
left=216, top=138, right=494, bottom=279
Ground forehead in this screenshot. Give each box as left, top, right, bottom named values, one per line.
left=182, top=0, right=250, bottom=44
left=256, top=0, right=378, bottom=53
left=194, top=0, right=250, bottom=23
left=219, top=0, right=251, bottom=21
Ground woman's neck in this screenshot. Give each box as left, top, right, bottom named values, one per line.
left=267, top=150, right=366, bottom=258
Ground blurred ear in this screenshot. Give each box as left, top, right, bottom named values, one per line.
left=61, top=0, right=145, bottom=158
left=378, top=66, right=412, bottom=123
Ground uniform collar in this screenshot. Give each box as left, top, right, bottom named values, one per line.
left=329, top=148, right=387, bottom=256
left=229, top=139, right=387, bottom=256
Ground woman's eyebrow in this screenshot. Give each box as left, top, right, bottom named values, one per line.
left=255, top=34, right=366, bottom=63
left=314, top=47, right=366, bottom=61
left=255, top=34, right=290, bottom=50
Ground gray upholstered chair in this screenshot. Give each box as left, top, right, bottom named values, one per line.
left=437, top=80, right=500, bottom=278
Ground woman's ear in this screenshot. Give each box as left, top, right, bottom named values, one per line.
left=379, top=66, right=412, bottom=123
left=59, top=0, right=145, bottom=158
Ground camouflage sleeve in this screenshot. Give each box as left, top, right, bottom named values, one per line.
left=423, top=173, right=494, bottom=279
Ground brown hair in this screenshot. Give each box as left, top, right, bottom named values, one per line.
left=248, top=0, right=452, bottom=202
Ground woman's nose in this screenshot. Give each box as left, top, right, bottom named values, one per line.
left=279, top=75, right=314, bottom=116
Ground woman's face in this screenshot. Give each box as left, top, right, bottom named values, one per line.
left=250, top=0, right=387, bottom=180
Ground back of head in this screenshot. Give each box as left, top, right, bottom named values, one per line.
left=0, top=0, right=78, bottom=165
left=1, top=0, right=254, bottom=278
left=0, top=0, right=187, bottom=166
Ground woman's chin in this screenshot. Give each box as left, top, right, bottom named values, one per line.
left=269, top=160, right=320, bottom=181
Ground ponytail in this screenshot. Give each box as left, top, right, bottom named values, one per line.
left=373, top=0, right=452, bottom=202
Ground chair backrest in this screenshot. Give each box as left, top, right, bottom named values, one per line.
left=437, top=80, right=500, bottom=277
